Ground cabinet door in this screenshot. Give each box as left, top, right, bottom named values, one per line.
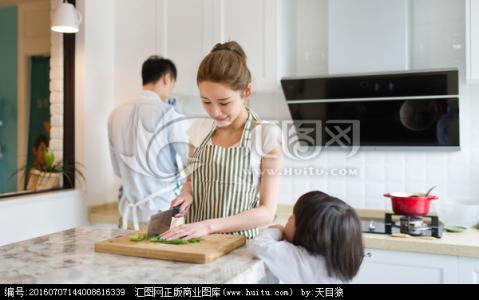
left=162, top=0, right=211, bottom=95
left=220, top=0, right=279, bottom=91
left=467, top=0, right=479, bottom=81
left=114, top=0, right=158, bottom=101
left=353, top=248, right=459, bottom=284
left=459, top=257, right=479, bottom=284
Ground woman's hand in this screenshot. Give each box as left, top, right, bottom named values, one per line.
left=170, top=191, right=193, bottom=213
left=161, top=221, right=211, bottom=240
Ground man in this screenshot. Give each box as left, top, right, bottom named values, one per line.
left=108, top=56, right=189, bottom=230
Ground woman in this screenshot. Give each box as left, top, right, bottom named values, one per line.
left=161, top=41, right=283, bottom=239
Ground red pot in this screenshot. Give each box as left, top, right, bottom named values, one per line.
left=384, top=192, right=439, bottom=216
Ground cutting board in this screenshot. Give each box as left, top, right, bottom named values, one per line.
left=94, top=234, right=246, bottom=264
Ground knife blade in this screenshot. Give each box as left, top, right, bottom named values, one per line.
left=147, top=205, right=182, bottom=239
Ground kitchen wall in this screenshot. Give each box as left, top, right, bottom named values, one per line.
left=75, top=0, right=479, bottom=215
left=75, top=0, right=118, bottom=207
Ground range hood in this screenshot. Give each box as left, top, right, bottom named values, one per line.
left=280, top=69, right=460, bottom=148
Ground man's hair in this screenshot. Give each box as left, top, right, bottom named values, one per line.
left=141, top=55, right=177, bottom=85
left=292, top=191, right=364, bottom=282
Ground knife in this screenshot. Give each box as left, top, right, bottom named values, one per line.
left=147, top=205, right=183, bottom=239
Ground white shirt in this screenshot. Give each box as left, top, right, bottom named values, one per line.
left=187, top=118, right=282, bottom=189
left=108, top=90, right=189, bottom=222
left=249, top=228, right=343, bottom=284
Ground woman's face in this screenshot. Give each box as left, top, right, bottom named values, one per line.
left=284, top=213, right=295, bottom=242
left=199, top=81, right=249, bottom=128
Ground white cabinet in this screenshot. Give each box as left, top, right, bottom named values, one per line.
left=354, top=248, right=479, bottom=284
left=114, top=0, right=294, bottom=97
left=114, top=0, right=158, bottom=103
left=467, top=0, right=479, bottom=81
left=459, top=257, right=479, bottom=283
left=328, top=0, right=409, bottom=74
left=161, top=0, right=208, bottom=95
left=219, top=0, right=294, bottom=91
left=353, top=248, right=459, bottom=284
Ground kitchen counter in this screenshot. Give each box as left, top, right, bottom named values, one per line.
left=88, top=203, right=479, bottom=258
left=278, top=206, right=479, bottom=258
left=0, top=226, right=271, bottom=284
left=358, top=208, right=479, bottom=258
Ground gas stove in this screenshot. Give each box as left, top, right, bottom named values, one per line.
left=362, top=213, right=443, bottom=238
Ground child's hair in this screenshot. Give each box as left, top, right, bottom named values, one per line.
left=142, top=55, right=177, bottom=85
left=292, top=191, right=364, bottom=282
left=197, top=41, right=251, bottom=92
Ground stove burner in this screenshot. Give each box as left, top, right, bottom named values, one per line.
left=361, top=213, right=443, bottom=238
left=385, top=213, right=442, bottom=238
left=399, top=216, right=429, bottom=236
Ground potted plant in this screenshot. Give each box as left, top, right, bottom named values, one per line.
left=14, top=149, right=85, bottom=192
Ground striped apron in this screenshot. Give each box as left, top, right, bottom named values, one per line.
left=186, top=110, right=259, bottom=238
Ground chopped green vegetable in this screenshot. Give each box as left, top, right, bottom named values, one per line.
left=129, top=233, right=201, bottom=244
left=128, top=232, right=147, bottom=241
left=149, top=234, right=201, bottom=244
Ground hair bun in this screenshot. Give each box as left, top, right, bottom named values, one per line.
left=211, top=41, right=247, bottom=61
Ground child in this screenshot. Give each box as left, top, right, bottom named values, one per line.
left=250, top=191, right=364, bottom=284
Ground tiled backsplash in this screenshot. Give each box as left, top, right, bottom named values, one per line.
left=178, top=83, right=479, bottom=210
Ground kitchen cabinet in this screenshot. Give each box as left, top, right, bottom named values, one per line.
left=467, top=0, right=479, bottom=81
left=353, top=248, right=459, bottom=284
left=328, top=0, right=410, bottom=74
left=115, top=0, right=294, bottom=96
left=459, top=257, right=479, bottom=283
left=220, top=0, right=295, bottom=92
left=354, top=248, right=479, bottom=284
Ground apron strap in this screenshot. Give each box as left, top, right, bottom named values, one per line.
left=196, top=109, right=258, bottom=150
left=239, top=109, right=258, bottom=147
left=197, top=122, right=216, bottom=149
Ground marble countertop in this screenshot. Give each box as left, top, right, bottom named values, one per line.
left=0, top=226, right=269, bottom=284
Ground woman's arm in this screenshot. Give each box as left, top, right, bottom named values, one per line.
left=162, top=144, right=283, bottom=240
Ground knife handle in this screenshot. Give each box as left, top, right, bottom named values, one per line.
left=172, top=205, right=183, bottom=216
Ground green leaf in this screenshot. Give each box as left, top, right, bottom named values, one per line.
left=44, top=150, right=55, bottom=168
